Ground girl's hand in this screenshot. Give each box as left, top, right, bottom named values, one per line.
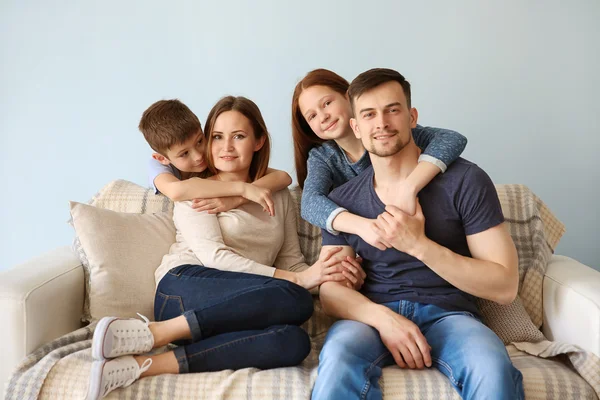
left=358, top=219, right=393, bottom=250
left=297, top=247, right=345, bottom=290
left=191, top=197, right=245, bottom=213
left=393, top=181, right=418, bottom=216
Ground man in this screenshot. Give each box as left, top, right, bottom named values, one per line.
left=312, top=68, right=524, bottom=400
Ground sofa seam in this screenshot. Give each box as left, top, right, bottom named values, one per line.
left=544, top=274, right=600, bottom=348
left=3, top=262, right=83, bottom=362
left=0, top=263, right=84, bottom=302
left=544, top=275, right=600, bottom=308
left=24, top=263, right=84, bottom=351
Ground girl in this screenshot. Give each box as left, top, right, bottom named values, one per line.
left=292, top=69, right=467, bottom=249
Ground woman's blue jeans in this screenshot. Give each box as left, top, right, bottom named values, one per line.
left=154, top=264, right=313, bottom=373
left=312, top=300, right=524, bottom=400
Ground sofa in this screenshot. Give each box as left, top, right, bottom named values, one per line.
left=1, top=180, right=599, bottom=399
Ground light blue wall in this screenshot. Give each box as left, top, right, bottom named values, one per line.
left=1, top=1, right=599, bottom=270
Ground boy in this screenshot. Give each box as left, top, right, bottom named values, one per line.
left=139, top=99, right=292, bottom=214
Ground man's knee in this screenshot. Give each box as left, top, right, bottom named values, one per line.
left=456, top=340, right=523, bottom=398
left=319, top=320, right=381, bottom=363
left=465, top=356, right=523, bottom=398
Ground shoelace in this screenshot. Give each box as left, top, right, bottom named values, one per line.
left=102, top=358, right=152, bottom=396
left=113, top=314, right=151, bottom=354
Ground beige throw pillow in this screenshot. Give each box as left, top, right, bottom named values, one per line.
left=71, top=179, right=175, bottom=322
left=70, top=201, right=175, bottom=322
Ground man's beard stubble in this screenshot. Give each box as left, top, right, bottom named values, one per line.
left=366, top=129, right=412, bottom=157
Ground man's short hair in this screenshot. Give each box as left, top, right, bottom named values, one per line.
left=138, top=99, right=201, bottom=156
left=347, top=68, right=412, bottom=114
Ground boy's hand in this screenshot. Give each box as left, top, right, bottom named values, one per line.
left=242, top=184, right=275, bottom=216
left=192, top=197, right=245, bottom=214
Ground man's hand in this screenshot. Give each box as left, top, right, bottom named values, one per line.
left=356, top=217, right=392, bottom=250
left=242, top=184, right=274, bottom=216
left=373, top=199, right=428, bottom=257
left=191, top=197, right=245, bottom=213
left=377, top=309, right=432, bottom=369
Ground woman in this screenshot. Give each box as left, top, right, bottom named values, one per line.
left=292, top=69, right=468, bottom=250
left=87, top=96, right=364, bottom=399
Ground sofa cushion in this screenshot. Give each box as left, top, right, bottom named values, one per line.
left=71, top=180, right=174, bottom=322
left=34, top=339, right=596, bottom=399
left=86, top=179, right=174, bottom=214
left=476, top=184, right=565, bottom=344
left=69, top=201, right=175, bottom=322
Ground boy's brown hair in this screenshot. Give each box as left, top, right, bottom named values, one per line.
left=138, top=99, right=202, bottom=156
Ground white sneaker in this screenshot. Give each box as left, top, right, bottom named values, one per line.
left=87, top=356, right=152, bottom=400
left=92, top=313, right=154, bottom=360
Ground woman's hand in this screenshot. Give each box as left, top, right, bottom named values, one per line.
left=338, top=255, right=367, bottom=290
left=296, top=246, right=347, bottom=290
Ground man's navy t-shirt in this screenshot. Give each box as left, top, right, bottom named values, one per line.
left=321, top=158, right=504, bottom=315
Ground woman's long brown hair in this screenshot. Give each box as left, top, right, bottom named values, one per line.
left=204, top=96, right=271, bottom=182
left=291, top=69, right=350, bottom=188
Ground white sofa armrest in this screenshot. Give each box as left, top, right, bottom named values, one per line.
left=0, top=246, right=84, bottom=389
left=542, top=254, right=600, bottom=357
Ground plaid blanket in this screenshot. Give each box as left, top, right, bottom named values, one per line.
left=5, top=181, right=599, bottom=399
left=5, top=309, right=599, bottom=399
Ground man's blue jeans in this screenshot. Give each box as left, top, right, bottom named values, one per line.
left=155, top=264, right=313, bottom=374
left=312, top=300, right=523, bottom=400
